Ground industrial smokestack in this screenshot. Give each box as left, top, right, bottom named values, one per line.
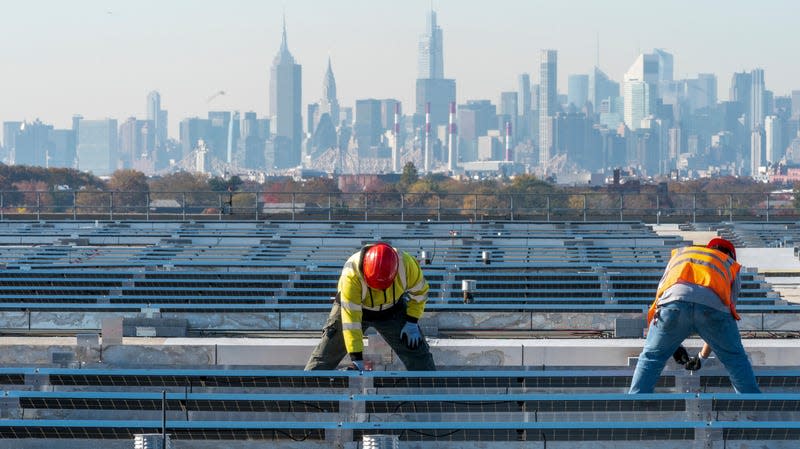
left=424, top=102, right=431, bottom=173
left=393, top=102, right=401, bottom=173
left=448, top=101, right=457, bottom=172
left=505, top=121, right=512, bottom=162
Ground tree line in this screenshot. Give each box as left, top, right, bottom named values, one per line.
left=0, top=163, right=785, bottom=217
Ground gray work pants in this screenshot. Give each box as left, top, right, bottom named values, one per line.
left=304, top=301, right=436, bottom=371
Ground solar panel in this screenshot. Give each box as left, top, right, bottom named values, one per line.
left=0, top=420, right=332, bottom=441
left=0, top=373, right=25, bottom=385
left=722, top=423, right=800, bottom=441
left=362, top=394, right=686, bottom=414
left=17, top=393, right=341, bottom=414
left=718, top=422, right=800, bottom=440
left=30, top=369, right=689, bottom=393
left=702, top=374, right=800, bottom=389
left=371, top=373, right=675, bottom=390
left=712, top=394, right=800, bottom=412
left=47, top=370, right=351, bottom=389
left=347, top=422, right=697, bottom=442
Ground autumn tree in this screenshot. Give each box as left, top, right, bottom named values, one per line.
left=500, top=175, right=560, bottom=217
left=108, top=169, right=149, bottom=210
left=75, top=186, right=110, bottom=214
left=398, top=162, right=419, bottom=190
left=148, top=172, right=215, bottom=209
left=208, top=175, right=243, bottom=192
left=11, top=180, right=52, bottom=212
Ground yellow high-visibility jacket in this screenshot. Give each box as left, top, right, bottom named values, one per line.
left=339, top=248, right=429, bottom=354
left=647, top=245, right=741, bottom=324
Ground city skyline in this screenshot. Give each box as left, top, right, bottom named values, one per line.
left=2, top=0, right=797, bottom=141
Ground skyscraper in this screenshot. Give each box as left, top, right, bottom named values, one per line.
left=269, top=17, right=302, bottom=169
left=517, top=73, right=531, bottom=139
left=2, top=122, right=22, bottom=162
left=751, top=68, right=766, bottom=130
left=415, top=9, right=456, bottom=141
left=764, top=115, right=782, bottom=164
left=76, top=119, right=117, bottom=176
left=146, top=91, right=168, bottom=150
left=518, top=74, right=531, bottom=115
left=239, top=111, right=269, bottom=170
left=730, top=71, right=753, bottom=131
left=500, top=92, right=518, bottom=140
left=567, top=74, right=589, bottom=110
left=751, top=127, right=764, bottom=175
left=458, top=100, right=497, bottom=163
left=179, top=117, right=211, bottom=160
left=118, top=117, right=154, bottom=169
left=319, top=57, right=340, bottom=126
left=653, top=48, right=674, bottom=83
left=418, top=10, right=443, bottom=80
left=14, top=120, right=53, bottom=167
left=687, top=74, right=718, bottom=110
left=623, top=53, right=659, bottom=130
left=589, top=67, right=620, bottom=113
left=354, top=99, right=383, bottom=157
left=538, top=49, right=557, bottom=168
left=207, top=111, right=238, bottom=164
left=50, top=129, right=76, bottom=169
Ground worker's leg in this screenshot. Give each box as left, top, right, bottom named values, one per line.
left=629, top=302, right=693, bottom=393
left=695, top=304, right=761, bottom=393
left=304, top=303, right=348, bottom=370
left=371, top=307, right=436, bottom=371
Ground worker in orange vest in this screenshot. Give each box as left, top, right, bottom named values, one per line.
left=629, top=238, right=760, bottom=393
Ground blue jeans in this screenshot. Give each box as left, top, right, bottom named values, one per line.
left=629, top=301, right=760, bottom=394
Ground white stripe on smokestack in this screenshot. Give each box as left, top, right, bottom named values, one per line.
left=393, top=102, right=401, bottom=173
left=505, top=121, right=512, bottom=162
left=424, top=102, right=431, bottom=173
left=448, top=101, right=457, bottom=172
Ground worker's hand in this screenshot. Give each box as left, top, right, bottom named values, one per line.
left=672, top=346, right=690, bottom=365
left=685, top=356, right=702, bottom=371
left=348, top=360, right=365, bottom=371
left=400, top=322, right=422, bottom=349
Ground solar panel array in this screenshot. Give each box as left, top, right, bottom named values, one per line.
left=0, top=220, right=791, bottom=336
left=0, top=368, right=799, bottom=445
left=713, top=221, right=800, bottom=248
left=0, top=220, right=795, bottom=446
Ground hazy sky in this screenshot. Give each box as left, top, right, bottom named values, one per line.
left=2, top=0, right=796, bottom=140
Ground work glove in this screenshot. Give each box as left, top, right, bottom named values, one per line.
left=685, top=353, right=707, bottom=371
left=672, top=346, right=690, bottom=365
left=400, top=321, right=422, bottom=349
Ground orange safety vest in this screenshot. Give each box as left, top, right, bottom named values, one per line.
left=647, top=246, right=741, bottom=323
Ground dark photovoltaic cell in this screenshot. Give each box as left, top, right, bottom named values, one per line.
left=18, top=396, right=340, bottom=414
left=48, top=373, right=349, bottom=389
left=364, top=397, right=686, bottom=414
left=351, top=426, right=696, bottom=442
left=372, top=375, right=675, bottom=389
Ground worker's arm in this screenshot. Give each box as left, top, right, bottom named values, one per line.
left=403, top=252, right=429, bottom=321
left=699, top=342, right=712, bottom=359
left=338, top=256, right=365, bottom=358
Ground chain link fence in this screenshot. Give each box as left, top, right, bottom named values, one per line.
left=0, top=190, right=794, bottom=222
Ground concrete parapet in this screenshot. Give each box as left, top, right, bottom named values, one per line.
left=0, top=336, right=794, bottom=370
left=122, top=318, right=188, bottom=337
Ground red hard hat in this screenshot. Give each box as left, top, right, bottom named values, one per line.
left=362, top=243, right=399, bottom=290
left=707, top=238, right=736, bottom=260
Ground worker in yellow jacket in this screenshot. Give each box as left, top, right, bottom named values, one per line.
left=629, top=238, right=760, bottom=393
left=304, top=242, right=436, bottom=371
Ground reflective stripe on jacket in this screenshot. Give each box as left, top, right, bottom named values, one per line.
left=647, top=246, right=741, bottom=323
left=339, top=248, right=429, bottom=353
